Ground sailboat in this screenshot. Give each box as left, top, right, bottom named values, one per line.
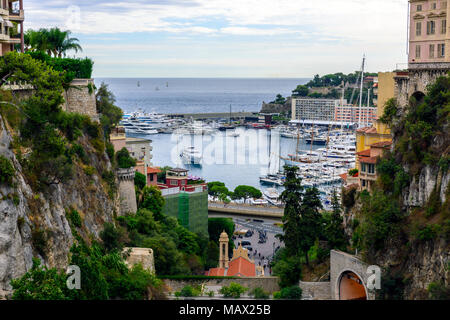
left=260, top=129, right=284, bottom=186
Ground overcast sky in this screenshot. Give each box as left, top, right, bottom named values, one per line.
left=24, top=0, right=409, bottom=78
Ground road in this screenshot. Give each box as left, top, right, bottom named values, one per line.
left=208, top=202, right=284, bottom=219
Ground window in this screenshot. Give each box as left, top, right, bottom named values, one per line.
left=427, top=21, right=436, bottom=34
left=438, top=43, right=445, bottom=57
left=442, top=2, right=448, bottom=9
left=416, top=22, right=422, bottom=36
left=368, top=164, right=375, bottom=174
left=417, top=4, right=422, bottom=11
left=430, top=44, right=435, bottom=58
left=442, top=20, right=447, bottom=34
left=416, top=44, right=421, bottom=58
left=361, top=163, right=366, bottom=173
left=431, top=2, right=437, bottom=9
left=170, top=180, right=178, bottom=186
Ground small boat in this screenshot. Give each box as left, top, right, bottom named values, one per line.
left=263, top=188, right=283, bottom=206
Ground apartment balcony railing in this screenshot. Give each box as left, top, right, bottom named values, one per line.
left=8, top=9, right=24, bottom=21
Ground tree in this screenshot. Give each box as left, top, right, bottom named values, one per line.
left=292, top=85, right=309, bottom=97
left=278, top=166, right=304, bottom=255
left=134, top=171, right=147, bottom=190
left=140, top=186, right=166, bottom=220
left=298, top=187, right=323, bottom=265
left=96, top=82, right=123, bottom=136
left=270, top=94, right=286, bottom=104
left=10, top=258, right=74, bottom=300
left=23, top=28, right=82, bottom=58
left=272, top=248, right=302, bottom=288
left=207, top=181, right=225, bottom=196
left=323, top=189, right=347, bottom=251
left=231, top=185, right=262, bottom=201
left=116, top=147, right=136, bottom=169
left=219, top=282, right=247, bottom=298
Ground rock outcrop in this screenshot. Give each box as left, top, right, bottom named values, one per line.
left=0, top=115, right=119, bottom=297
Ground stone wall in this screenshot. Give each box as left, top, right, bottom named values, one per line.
left=123, top=247, right=155, bottom=273
left=395, top=65, right=450, bottom=108
left=299, top=281, right=331, bottom=300
left=163, top=277, right=280, bottom=295
left=116, top=168, right=137, bottom=215
left=62, top=79, right=97, bottom=119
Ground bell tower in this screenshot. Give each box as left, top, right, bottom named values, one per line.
left=218, top=231, right=229, bottom=269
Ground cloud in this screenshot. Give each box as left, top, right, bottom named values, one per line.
left=23, top=0, right=409, bottom=77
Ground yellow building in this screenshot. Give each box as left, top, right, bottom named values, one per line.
left=355, top=72, right=395, bottom=189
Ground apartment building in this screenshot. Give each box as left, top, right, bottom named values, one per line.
left=334, top=105, right=377, bottom=126
left=291, top=98, right=341, bottom=123
left=0, top=0, right=24, bottom=56
left=409, top=0, right=449, bottom=64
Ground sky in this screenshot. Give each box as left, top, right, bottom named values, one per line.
left=24, top=0, right=409, bottom=78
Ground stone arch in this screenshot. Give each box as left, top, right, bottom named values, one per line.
left=336, top=269, right=368, bottom=300
left=410, top=91, right=425, bottom=105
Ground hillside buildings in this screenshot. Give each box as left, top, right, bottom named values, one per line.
left=110, top=127, right=159, bottom=186
left=0, top=0, right=24, bottom=55
left=291, top=97, right=376, bottom=126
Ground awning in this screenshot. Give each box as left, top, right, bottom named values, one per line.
left=4, top=20, right=14, bottom=28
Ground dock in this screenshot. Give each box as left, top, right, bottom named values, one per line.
left=165, top=111, right=258, bottom=121
left=208, top=202, right=284, bottom=219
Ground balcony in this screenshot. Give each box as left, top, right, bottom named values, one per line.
left=8, top=9, right=24, bottom=21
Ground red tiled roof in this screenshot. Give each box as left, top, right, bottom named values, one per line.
left=147, top=167, right=161, bottom=174
left=339, top=173, right=348, bottom=181
left=356, top=149, right=371, bottom=157
left=207, top=268, right=225, bottom=276
left=226, top=257, right=256, bottom=277
left=369, top=141, right=392, bottom=148
left=360, top=156, right=378, bottom=164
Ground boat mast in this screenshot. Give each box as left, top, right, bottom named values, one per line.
left=366, top=88, right=371, bottom=127
left=358, top=54, right=365, bottom=128
left=340, top=82, right=345, bottom=133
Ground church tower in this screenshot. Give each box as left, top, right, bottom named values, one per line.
left=218, top=231, right=229, bottom=269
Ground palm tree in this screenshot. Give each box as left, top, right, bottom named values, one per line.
left=23, top=27, right=83, bottom=58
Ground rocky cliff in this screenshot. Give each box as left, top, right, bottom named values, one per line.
left=0, top=114, right=119, bottom=297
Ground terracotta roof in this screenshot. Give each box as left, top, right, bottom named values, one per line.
left=356, top=149, right=371, bottom=157
left=339, top=173, right=348, bottom=181
left=147, top=167, right=161, bottom=174
left=226, top=257, right=256, bottom=277
left=356, top=126, right=378, bottom=134
left=360, top=156, right=378, bottom=164
left=369, top=140, right=392, bottom=148
left=207, top=268, right=225, bottom=276
left=169, top=168, right=189, bottom=172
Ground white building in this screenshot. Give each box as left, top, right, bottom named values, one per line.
left=291, top=98, right=342, bottom=123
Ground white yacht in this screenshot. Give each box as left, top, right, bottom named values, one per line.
left=180, top=146, right=203, bottom=165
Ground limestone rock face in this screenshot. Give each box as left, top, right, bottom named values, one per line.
left=0, top=115, right=119, bottom=297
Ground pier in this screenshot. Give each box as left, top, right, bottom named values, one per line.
left=165, top=111, right=258, bottom=121
left=208, top=202, right=284, bottom=219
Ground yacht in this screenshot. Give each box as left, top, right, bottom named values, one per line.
left=263, top=188, right=283, bottom=206
left=180, top=146, right=203, bottom=165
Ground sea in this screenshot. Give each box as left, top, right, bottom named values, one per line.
left=94, top=78, right=315, bottom=191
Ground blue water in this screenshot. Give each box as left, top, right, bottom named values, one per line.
left=129, top=128, right=321, bottom=191
left=94, top=78, right=309, bottom=114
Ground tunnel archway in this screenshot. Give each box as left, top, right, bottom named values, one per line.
left=338, top=271, right=367, bottom=300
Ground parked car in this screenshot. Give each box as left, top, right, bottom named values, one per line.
left=243, top=246, right=253, bottom=251
left=241, top=241, right=251, bottom=246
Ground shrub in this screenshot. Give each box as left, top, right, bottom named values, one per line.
left=250, top=287, right=269, bottom=299
left=219, top=282, right=247, bottom=298
left=71, top=143, right=89, bottom=164
left=272, top=252, right=302, bottom=288
left=100, top=222, right=123, bottom=252
left=106, top=142, right=115, bottom=162
left=31, top=228, right=48, bottom=256
left=116, top=147, right=136, bottom=169
left=428, top=282, right=450, bottom=300
left=277, top=286, right=303, bottom=300
left=0, top=155, right=15, bottom=184
left=102, top=170, right=117, bottom=199
left=413, top=224, right=441, bottom=242
left=83, top=166, right=95, bottom=176
left=176, top=285, right=201, bottom=297
left=67, top=208, right=82, bottom=228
